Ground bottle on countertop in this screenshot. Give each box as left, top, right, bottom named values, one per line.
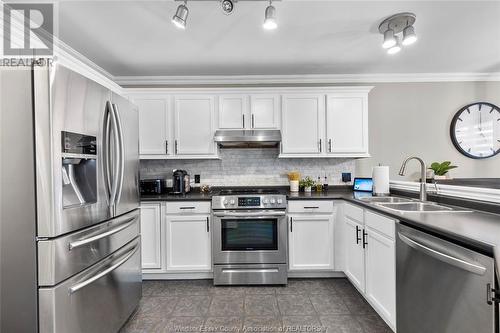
left=316, top=176, right=323, bottom=192
left=323, top=175, right=328, bottom=192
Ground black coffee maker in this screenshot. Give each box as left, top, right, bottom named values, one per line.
left=172, top=169, right=188, bottom=194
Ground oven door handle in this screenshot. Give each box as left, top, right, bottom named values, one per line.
left=213, top=211, right=286, bottom=217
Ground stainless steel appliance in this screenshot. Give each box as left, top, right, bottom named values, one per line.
left=396, top=223, right=497, bottom=333
left=1, top=62, right=141, bottom=332
left=212, top=189, right=288, bottom=285
left=140, top=178, right=167, bottom=195
left=214, top=129, right=282, bottom=148
left=172, top=169, right=189, bottom=194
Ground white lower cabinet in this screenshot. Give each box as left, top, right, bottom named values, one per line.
left=288, top=215, right=334, bottom=271
left=140, top=203, right=162, bottom=270
left=165, top=214, right=211, bottom=272
left=343, top=204, right=396, bottom=331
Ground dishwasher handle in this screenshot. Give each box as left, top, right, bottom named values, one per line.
left=398, top=232, right=487, bottom=275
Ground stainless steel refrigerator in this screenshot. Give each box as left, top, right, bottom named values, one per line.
left=0, top=62, right=141, bottom=332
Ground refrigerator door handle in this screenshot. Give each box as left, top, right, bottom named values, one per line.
left=103, top=102, right=113, bottom=211
left=108, top=102, right=121, bottom=216
left=68, top=240, right=139, bottom=294
left=112, top=103, right=125, bottom=208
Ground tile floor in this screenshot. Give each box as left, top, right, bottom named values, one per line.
left=121, top=278, right=393, bottom=333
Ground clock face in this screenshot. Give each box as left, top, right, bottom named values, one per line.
left=451, top=102, right=500, bottom=159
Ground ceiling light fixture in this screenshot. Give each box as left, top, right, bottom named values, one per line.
left=221, top=0, right=234, bottom=15
left=263, top=1, right=277, bottom=30
left=378, top=12, right=417, bottom=54
left=172, top=1, right=189, bottom=29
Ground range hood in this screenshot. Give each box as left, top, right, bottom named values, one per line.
left=214, top=129, right=282, bottom=148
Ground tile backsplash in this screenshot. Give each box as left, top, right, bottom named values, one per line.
left=140, top=148, right=355, bottom=187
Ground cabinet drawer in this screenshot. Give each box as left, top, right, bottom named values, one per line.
left=344, top=203, right=364, bottom=222
left=365, top=210, right=396, bottom=239
left=166, top=201, right=211, bottom=214
left=288, top=200, right=333, bottom=214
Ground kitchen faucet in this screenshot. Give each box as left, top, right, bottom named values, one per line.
left=398, top=156, right=427, bottom=201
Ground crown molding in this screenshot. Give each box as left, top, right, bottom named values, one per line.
left=115, top=72, right=500, bottom=87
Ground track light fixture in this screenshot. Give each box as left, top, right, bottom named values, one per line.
left=171, top=0, right=280, bottom=31
left=378, top=12, right=417, bottom=55
left=263, top=1, right=277, bottom=30
left=172, top=1, right=189, bottom=29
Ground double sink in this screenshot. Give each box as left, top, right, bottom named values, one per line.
left=359, top=196, right=472, bottom=213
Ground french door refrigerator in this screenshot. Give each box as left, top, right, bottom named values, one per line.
left=0, top=62, right=141, bottom=333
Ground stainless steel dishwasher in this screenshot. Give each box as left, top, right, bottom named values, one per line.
left=396, top=223, right=497, bottom=333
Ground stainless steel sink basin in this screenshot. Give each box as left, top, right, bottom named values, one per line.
left=378, top=202, right=471, bottom=213
left=360, top=196, right=414, bottom=203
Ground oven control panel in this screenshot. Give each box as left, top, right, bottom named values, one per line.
left=238, top=197, right=260, bottom=207
left=212, top=194, right=287, bottom=210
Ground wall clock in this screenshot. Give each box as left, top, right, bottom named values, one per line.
left=450, top=102, right=500, bottom=159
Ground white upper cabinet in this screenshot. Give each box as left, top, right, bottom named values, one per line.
left=174, top=95, right=216, bottom=156
left=281, top=94, right=324, bottom=154
left=218, top=95, right=248, bottom=129
left=326, top=93, right=368, bottom=155
left=135, top=97, right=171, bottom=156
left=249, top=95, right=280, bottom=129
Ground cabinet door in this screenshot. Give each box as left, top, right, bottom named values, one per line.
left=365, top=227, right=396, bottom=328
left=344, top=216, right=365, bottom=291
left=250, top=95, right=279, bottom=129
left=166, top=215, right=211, bottom=271
left=288, top=215, right=334, bottom=271
left=218, top=95, right=247, bottom=129
left=326, top=95, right=368, bottom=154
left=135, top=98, right=170, bottom=155
left=281, top=95, right=324, bottom=154
left=174, top=96, right=215, bottom=155
left=140, top=203, right=162, bottom=269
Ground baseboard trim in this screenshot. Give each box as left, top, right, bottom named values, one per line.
left=142, top=271, right=346, bottom=280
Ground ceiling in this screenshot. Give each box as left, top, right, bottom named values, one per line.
left=57, top=1, right=500, bottom=77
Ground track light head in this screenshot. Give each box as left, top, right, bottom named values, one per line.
left=172, top=3, right=189, bottom=29
left=387, top=36, right=402, bottom=55
left=402, top=25, right=417, bottom=46
left=382, top=29, right=396, bottom=49
left=263, top=2, right=277, bottom=30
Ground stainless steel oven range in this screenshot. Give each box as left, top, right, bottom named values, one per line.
left=212, top=189, right=288, bottom=285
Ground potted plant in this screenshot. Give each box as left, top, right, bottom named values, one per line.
left=300, top=176, right=316, bottom=193
left=429, top=161, right=458, bottom=180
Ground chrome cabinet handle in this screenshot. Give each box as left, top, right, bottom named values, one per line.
left=251, top=114, right=255, bottom=128
left=206, top=217, right=210, bottom=232
left=179, top=206, right=196, bottom=210
left=319, top=139, right=322, bottom=152
left=68, top=217, right=136, bottom=250
left=69, top=241, right=139, bottom=294
left=303, top=206, right=319, bottom=209
left=355, top=226, right=361, bottom=244
left=166, top=140, right=168, bottom=154
left=398, top=232, right=486, bottom=275
left=328, top=139, right=332, bottom=152
left=290, top=217, right=293, bottom=232
left=242, top=114, right=245, bottom=128
left=175, top=140, right=178, bottom=154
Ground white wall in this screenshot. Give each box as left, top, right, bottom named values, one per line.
left=356, top=81, right=500, bottom=180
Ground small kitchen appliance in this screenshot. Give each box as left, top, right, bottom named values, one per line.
left=212, top=189, right=288, bottom=285
left=172, top=169, right=189, bottom=194
left=140, top=179, right=166, bottom=195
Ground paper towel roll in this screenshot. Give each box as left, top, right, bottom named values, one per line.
left=372, top=166, right=390, bottom=196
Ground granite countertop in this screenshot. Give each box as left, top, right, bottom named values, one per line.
left=141, top=186, right=500, bottom=277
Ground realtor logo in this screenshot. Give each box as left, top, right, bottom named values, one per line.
left=3, top=3, right=53, bottom=56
